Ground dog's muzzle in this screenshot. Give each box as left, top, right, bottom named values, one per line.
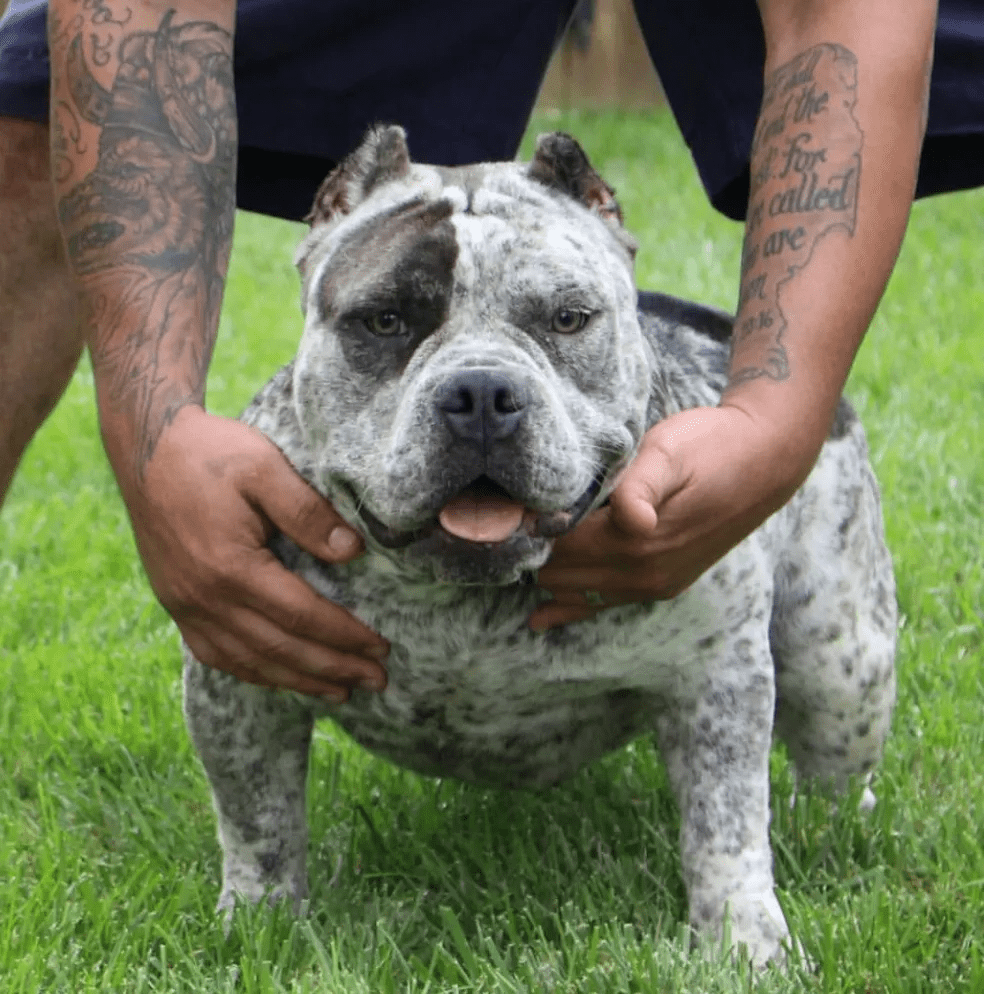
left=343, top=367, right=611, bottom=555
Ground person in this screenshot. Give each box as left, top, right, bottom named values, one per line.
left=0, top=1, right=978, bottom=700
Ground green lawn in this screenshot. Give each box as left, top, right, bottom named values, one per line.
left=1, top=109, right=982, bottom=993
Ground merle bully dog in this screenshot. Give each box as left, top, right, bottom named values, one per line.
left=183, top=126, right=896, bottom=965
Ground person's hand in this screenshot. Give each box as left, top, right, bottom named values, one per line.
left=116, top=405, right=389, bottom=698
left=529, top=404, right=814, bottom=629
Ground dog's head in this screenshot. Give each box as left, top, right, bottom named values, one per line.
left=291, top=125, right=650, bottom=584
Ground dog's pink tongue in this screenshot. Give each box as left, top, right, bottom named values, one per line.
left=438, top=492, right=525, bottom=543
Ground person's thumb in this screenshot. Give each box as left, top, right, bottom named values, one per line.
left=607, top=440, right=677, bottom=537
left=609, top=422, right=686, bottom=538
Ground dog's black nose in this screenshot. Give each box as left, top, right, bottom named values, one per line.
left=436, top=369, right=528, bottom=445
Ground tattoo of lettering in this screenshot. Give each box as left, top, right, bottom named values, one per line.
left=82, top=0, right=132, bottom=30
left=53, top=8, right=236, bottom=476
left=731, top=43, right=863, bottom=385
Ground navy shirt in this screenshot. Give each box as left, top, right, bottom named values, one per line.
left=2, top=0, right=982, bottom=219
left=639, top=0, right=984, bottom=218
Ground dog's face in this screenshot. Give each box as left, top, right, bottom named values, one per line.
left=291, top=127, right=650, bottom=584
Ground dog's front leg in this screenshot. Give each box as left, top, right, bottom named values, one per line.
left=655, top=656, right=788, bottom=966
left=183, top=656, right=315, bottom=915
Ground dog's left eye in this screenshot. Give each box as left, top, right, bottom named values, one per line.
left=551, top=308, right=590, bottom=334
left=365, top=310, right=404, bottom=336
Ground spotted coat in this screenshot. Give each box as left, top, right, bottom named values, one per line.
left=183, top=127, right=896, bottom=966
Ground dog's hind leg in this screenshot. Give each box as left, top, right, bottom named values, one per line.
left=772, top=593, right=896, bottom=807
left=183, top=655, right=315, bottom=914
left=770, top=429, right=897, bottom=804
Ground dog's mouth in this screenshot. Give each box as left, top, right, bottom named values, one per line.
left=353, top=473, right=604, bottom=551
left=437, top=476, right=528, bottom=543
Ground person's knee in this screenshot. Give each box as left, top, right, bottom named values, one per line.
left=0, top=114, right=81, bottom=362
left=0, top=116, right=52, bottom=194
left=0, top=117, right=73, bottom=283
left=0, top=115, right=62, bottom=242
left=0, top=117, right=84, bottom=498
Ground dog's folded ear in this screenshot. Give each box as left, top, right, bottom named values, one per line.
left=305, top=124, right=412, bottom=229
left=528, top=132, right=637, bottom=258
left=296, top=124, right=412, bottom=282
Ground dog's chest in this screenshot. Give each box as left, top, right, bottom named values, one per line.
left=290, top=549, right=761, bottom=788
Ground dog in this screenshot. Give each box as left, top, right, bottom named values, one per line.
left=183, top=126, right=896, bottom=965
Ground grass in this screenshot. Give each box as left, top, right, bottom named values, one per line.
left=1, top=108, right=983, bottom=992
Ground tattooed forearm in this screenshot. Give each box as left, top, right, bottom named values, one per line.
left=731, top=43, right=863, bottom=385
left=50, top=4, right=236, bottom=476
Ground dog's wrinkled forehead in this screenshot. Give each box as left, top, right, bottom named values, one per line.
left=294, top=125, right=637, bottom=316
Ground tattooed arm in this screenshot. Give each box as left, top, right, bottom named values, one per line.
left=533, top=0, right=936, bottom=624
left=48, top=0, right=389, bottom=693
left=726, top=0, right=937, bottom=472
left=49, top=2, right=237, bottom=468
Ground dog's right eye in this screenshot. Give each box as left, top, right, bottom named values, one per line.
left=551, top=307, right=590, bottom=334
left=365, top=310, right=404, bottom=336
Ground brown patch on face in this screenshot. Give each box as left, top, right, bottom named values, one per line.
left=315, top=197, right=459, bottom=376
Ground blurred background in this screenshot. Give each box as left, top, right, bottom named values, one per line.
left=537, top=0, right=664, bottom=111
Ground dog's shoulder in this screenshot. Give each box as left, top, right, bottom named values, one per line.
left=636, top=291, right=730, bottom=422
left=240, top=360, right=320, bottom=485
left=636, top=290, right=857, bottom=443
left=638, top=290, right=734, bottom=346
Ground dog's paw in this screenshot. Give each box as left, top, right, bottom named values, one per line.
left=217, top=881, right=308, bottom=936
left=690, top=887, right=790, bottom=969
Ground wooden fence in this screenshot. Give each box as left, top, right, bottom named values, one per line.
left=536, top=0, right=664, bottom=110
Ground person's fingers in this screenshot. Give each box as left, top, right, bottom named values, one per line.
left=538, top=507, right=634, bottom=570
left=542, top=442, right=682, bottom=575
left=534, top=564, right=626, bottom=594
left=183, top=629, right=339, bottom=697
left=181, top=606, right=385, bottom=699
left=120, top=412, right=392, bottom=695
left=535, top=525, right=602, bottom=573
left=246, top=442, right=365, bottom=564
left=529, top=564, right=664, bottom=627
left=235, top=607, right=387, bottom=690
left=238, top=548, right=389, bottom=664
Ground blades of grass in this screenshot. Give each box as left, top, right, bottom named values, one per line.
left=437, top=905, right=480, bottom=979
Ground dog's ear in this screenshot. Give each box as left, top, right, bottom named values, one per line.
left=305, top=124, right=412, bottom=228
left=528, top=132, right=637, bottom=258
left=296, top=124, right=412, bottom=284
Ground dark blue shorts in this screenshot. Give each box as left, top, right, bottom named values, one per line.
left=2, top=0, right=983, bottom=221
